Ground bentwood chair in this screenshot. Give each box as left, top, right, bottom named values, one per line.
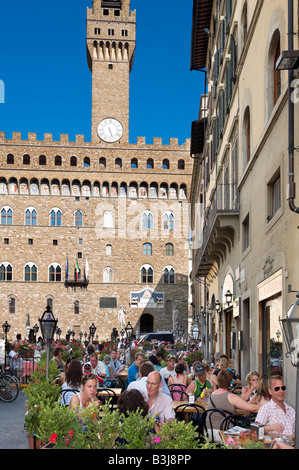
left=60, top=389, right=80, bottom=406
left=220, top=414, right=251, bottom=431
left=96, top=388, right=118, bottom=411
left=201, top=408, right=233, bottom=443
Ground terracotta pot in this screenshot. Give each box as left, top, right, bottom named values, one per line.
left=28, top=434, right=43, bottom=449
left=21, top=351, right=35, bottom=359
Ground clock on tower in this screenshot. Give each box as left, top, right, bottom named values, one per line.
left=86, top=0, right=136, bottom=143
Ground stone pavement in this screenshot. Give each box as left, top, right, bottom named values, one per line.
left=0, top=390, right=29, bottom=449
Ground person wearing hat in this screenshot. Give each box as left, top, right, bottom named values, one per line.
left=160, top=354, right=176, bottom=383
left=186, top=362, right=214, bottom=401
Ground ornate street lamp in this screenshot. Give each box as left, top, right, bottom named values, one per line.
left=279, top=293, right=299, bottom=449
left=2, top=321, right=11, bottom=367
left=225, top=290, right=233, bottom=305
left=38, top=305, right=58, bottom=378
left=125, top=321, right=133, bottom=341
left=89, top=323, right=97, bottom=343
left=191, top=323, right=199, bottom=341
left=215, top=300, right=222, bottom=314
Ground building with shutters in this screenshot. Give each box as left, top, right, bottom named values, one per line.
left=189, top=0, right=299, bottom=398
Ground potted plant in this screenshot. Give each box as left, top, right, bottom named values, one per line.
left=12, top=340, right=36, bottom=358
left=23, top=357, right=60, bottom=447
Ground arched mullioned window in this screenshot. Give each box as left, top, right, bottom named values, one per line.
left=163, top=266, right=175, bottom=284
left=75, top=210, right=83, bottom=227
left=25, top=207, right=37, bottom=226
left=49, top=263, right=62, bottom=282
left=141, top=211, right=153, bottom=229
left=50, top=208, right=62, bottom=226
left=163, top=211, right=174, bottom=230
left=0, top=262, right=12, bottom=281
left=1, top=206, right=12, bottom=225
left=140, top=265, right=153, bottom=283
left=103, top=267, right=113, bottom=282
left=24, top=263, right=37, bottom=282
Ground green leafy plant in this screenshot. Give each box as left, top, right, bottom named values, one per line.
left=243, top=440, right=266, bottom=449
left=36, top=401, right=84, bottom=449
left=116, top=409, right=155, bottom=449
left=23, top=360, right=61, bottom=436
left=153, top=420, right=200, bottom=449
left=79, top=402, right=120, bottom=449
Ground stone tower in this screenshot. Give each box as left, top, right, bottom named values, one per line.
left=86, top=0, right=136, bottom=143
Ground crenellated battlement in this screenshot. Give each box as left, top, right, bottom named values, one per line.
left=0, top=131, right=190, bottom=150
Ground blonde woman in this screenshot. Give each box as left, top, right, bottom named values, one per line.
left=242, top=371, right=259, bottom=401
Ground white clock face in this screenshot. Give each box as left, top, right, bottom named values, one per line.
left=97, top=118, right=123, bottom=143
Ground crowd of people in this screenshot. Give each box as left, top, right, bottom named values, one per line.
left=6, top=333, right=296, bottom=448
left=53, top=342, right=296, bottom=448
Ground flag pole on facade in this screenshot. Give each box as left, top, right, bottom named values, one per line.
left=66, top=256, right=69, bottom=280
left=75, top=258, right=79, bottom=280
left=85, top=257, right=89, bottom=280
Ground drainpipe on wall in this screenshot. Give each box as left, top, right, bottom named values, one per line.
left=287, top=0, right=299, bottom=213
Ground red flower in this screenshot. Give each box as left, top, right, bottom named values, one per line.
left=68, top=429, right=75, bottom=438
left=49, top=433, right=57, bottom=443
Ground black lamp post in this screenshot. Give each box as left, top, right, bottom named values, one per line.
left=38, top=305, right=58, bottom=378
left=125, top=321, right=133, bottom=341
left=279, top=293, right=299, bottom=449
left=89, top=323, right=96, bottom=343
left=2, top=321, right=11, bottom=367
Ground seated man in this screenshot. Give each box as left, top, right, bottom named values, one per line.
left=186, top=362, right=214, bottom=401
left=255, top=375, right=295, bottom=436
left=127, top=352, right=145, bottom=384
left=145, top=370, right=175, bottom=425
left=127, top=361, right=155, bottom=398
left=160, top=354, right=176, bottom=382
left=108, top=349, right=124, bottom=378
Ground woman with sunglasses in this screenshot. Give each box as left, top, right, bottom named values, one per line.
left=254, top=375, right=295, bottom=436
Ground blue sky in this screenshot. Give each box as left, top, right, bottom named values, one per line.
left=0, top=0, right=204, bottom=145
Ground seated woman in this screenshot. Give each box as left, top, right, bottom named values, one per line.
left=206, top=370, right=260, bottom=443
left=61, top=359, right=83, bottom=406
left=117, top=389, right=149, bottom=418
left=249, top=375, right=271, bottom=406
left=52, top=347, right=66, bottom=372
left=168, top=363, right=190, bottom=400
left=242, top=370, right=260, bottom=401
left=69, top=374, right=101, bottom=413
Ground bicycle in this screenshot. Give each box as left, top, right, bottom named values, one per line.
left=0, top=365, right=20, bottom=402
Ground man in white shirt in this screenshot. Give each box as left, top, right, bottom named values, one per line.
left=89, top=353, right=106, bottom=380
left=160, top=354, right=176, bottom=382
left=127, top=361, right=155, bottom=398
left=145, top=370, right=175, bottom=424
left=8, top=343, right=23, bottom=380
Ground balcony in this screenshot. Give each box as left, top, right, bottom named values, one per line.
left=65, top=276, right=89, bottom=290
left=194, top=183, right=239, bottom=277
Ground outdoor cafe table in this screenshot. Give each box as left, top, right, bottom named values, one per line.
left=97, top=388, right=123, bottom=398
left=173, top=400, right=252, bottom=421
